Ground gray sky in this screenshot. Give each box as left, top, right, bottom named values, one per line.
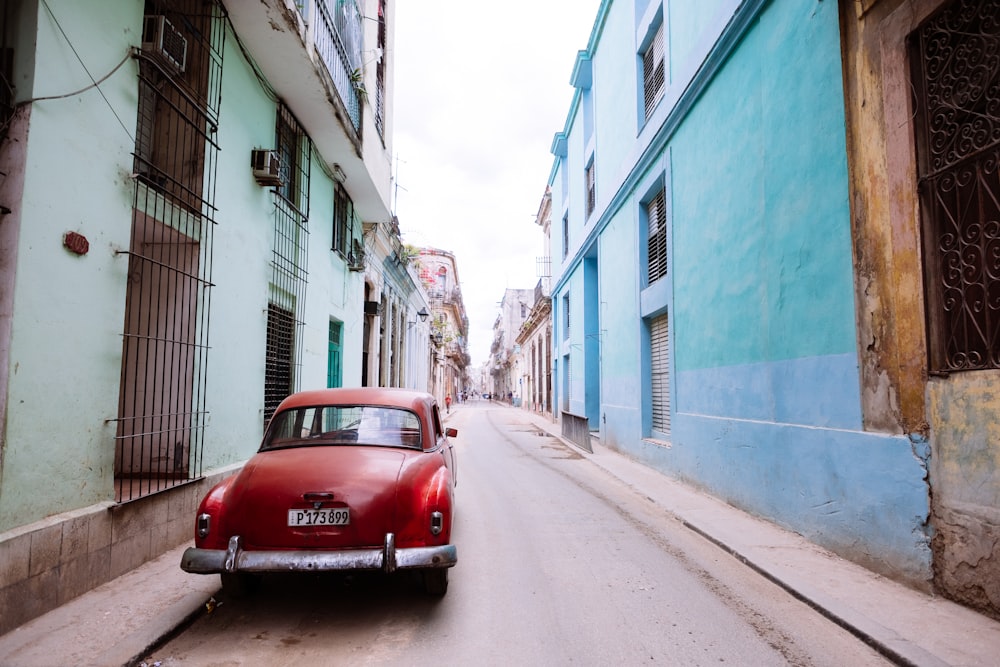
left=392, top=2, right=601, bottom=367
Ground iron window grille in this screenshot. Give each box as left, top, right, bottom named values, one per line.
left=647, top=188, right=668, bottom=284
left=264, top=104, right=311, bottom=427
left=332, top=183, right=354, bottom=255
left=642, top=21, right=665, bottom=120
left=910, top=0, right=1000, bottom=373
left=116, top=0, right=224, bottom=503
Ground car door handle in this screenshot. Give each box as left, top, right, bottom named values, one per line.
left=303, top=492, right=335, bottom=501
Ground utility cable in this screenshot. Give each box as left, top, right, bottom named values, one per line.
left=37, top=0, right=134, bottom=142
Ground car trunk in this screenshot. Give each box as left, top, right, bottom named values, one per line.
left=224, top=446, right=406, bottom=550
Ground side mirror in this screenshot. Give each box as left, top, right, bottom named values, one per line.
left=445, top=427, right=458, bottom=438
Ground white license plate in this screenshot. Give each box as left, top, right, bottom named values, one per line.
left=287, top=508, right=350, bottom=527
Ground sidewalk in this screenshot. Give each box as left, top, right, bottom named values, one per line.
left=514, top=407, right=1000, bottom=667
left=1, top=402, right=998, bottom=666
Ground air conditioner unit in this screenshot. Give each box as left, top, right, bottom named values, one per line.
left=364, top=300, right=382, bottom=316
left=142, top=15, right=187, bottom=73
left=347, top=239, right=366, bottom=271
left=347, top=252, right=365, bottom=272
left=251, top=149, right=283, bottom=186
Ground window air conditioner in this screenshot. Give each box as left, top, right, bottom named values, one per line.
left=347, top=252, right=365, bottom=272
left=251, top=149, right=283, bottom=186
left=347, top=239, right=366, bottom=271
left=142, top=15, right=187, bottom=73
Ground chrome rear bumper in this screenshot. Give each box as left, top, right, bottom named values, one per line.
left=181, top=534, right=456, bottom=575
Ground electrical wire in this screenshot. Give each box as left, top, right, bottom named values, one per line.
left=36, top=0, right=135, bottom=142
left=17, top=50, right=133, bottom=105
left=223, top=11, right=279, bottom=103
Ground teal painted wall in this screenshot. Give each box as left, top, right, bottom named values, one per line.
left=550, top=0, right=931, bottom=584
left=1, top=0, right=142, bottom=528
left=671, top=0, right=856, bottom=372
left=1, top=0, right=370, bottom=530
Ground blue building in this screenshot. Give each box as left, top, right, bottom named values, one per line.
left=550, top=0, right=931, bottom=588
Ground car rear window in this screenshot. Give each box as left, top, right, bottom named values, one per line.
left=262, top=405, right=423, bottom=451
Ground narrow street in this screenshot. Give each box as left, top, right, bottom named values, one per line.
left=143, top=403, right=888, bottom=666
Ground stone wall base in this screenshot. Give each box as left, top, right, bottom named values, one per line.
left=932, top=504, right=1000, bottom=621
left=0, top=466, right=239, bottom=636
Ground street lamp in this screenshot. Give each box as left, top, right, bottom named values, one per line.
left=408, top=307, right=430, bottom=329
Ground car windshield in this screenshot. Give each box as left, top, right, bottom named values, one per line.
left=262, top=405, right=423, bottom=451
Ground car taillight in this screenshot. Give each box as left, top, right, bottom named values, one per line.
left=197, top=513, right=211, bottom=538
left=430, top=511, right=444, bottom=536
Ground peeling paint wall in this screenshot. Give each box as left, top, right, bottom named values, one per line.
left=927, top=374, right=1000, bottom=615
left=840, top=0, right=1000, bottom=618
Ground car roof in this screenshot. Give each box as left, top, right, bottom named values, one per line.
left=274, top=387, right=437, bottom=414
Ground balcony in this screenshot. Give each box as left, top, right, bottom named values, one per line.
left=312, top=0, right=362, bottom=131
left=225, top=0, right=389, bottom=222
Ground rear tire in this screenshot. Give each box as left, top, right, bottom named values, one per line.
left=220, top=572, right=260, bottom=598
left=423, top=568, right=449, bottom=596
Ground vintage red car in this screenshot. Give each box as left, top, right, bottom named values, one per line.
left=181, top=387, right=458, bottom=595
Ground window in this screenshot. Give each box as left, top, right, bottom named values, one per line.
left=332, top=183, right=353, bottom=255
left=265, top=303, right=296, bottom=427
left=327, top=320, right=343, bottom=388
left=562, top=213, right=569, bottom=259
left=563, top=293, right=571, bottom=340
left=375, top=0, right=387, bottom=140
left=650, top=313, right=671, bottom=436
left=647, top=187, right=668, bottom=284
left=262, top=405, right=422, bottom=450
left=585, top=160, right=596, bottom=218
left=562, top=353, right=572, bottom=410
left=276, top=104, right=310, bottom=214
left=266, top=104, right=310, bottom=426
left=642, top=21, right=665, bottom=120
left=116, top=0, right=224, bottom=503
left=134, top=1, right=217, bottom=213
left=911, top=0, right=1000, bottom=372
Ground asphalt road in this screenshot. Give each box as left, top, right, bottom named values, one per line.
left=142, top=403, right=890, bottom=666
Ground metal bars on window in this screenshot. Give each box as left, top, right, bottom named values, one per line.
left=333, top=183, right=352, bottom=255
left=647, top=189, right=668, bottom=284
left=264, top=104, right=311, bottom=427
left=116, top=0, right=224, bottom=502
left=643, top=22, right=665, bottom=120
left=911, top=0, right=1000, bottom=372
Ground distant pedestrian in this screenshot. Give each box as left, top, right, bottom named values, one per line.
left=445, top=394, right=452, bottom=414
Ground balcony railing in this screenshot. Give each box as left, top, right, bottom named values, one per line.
left=313, top=0, right=363, bottom=131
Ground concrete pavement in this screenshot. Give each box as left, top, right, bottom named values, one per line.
left=1, top=401, right=998, bottom=666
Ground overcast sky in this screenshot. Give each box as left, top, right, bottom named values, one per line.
left=392, top=2, right=602, bottom=368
